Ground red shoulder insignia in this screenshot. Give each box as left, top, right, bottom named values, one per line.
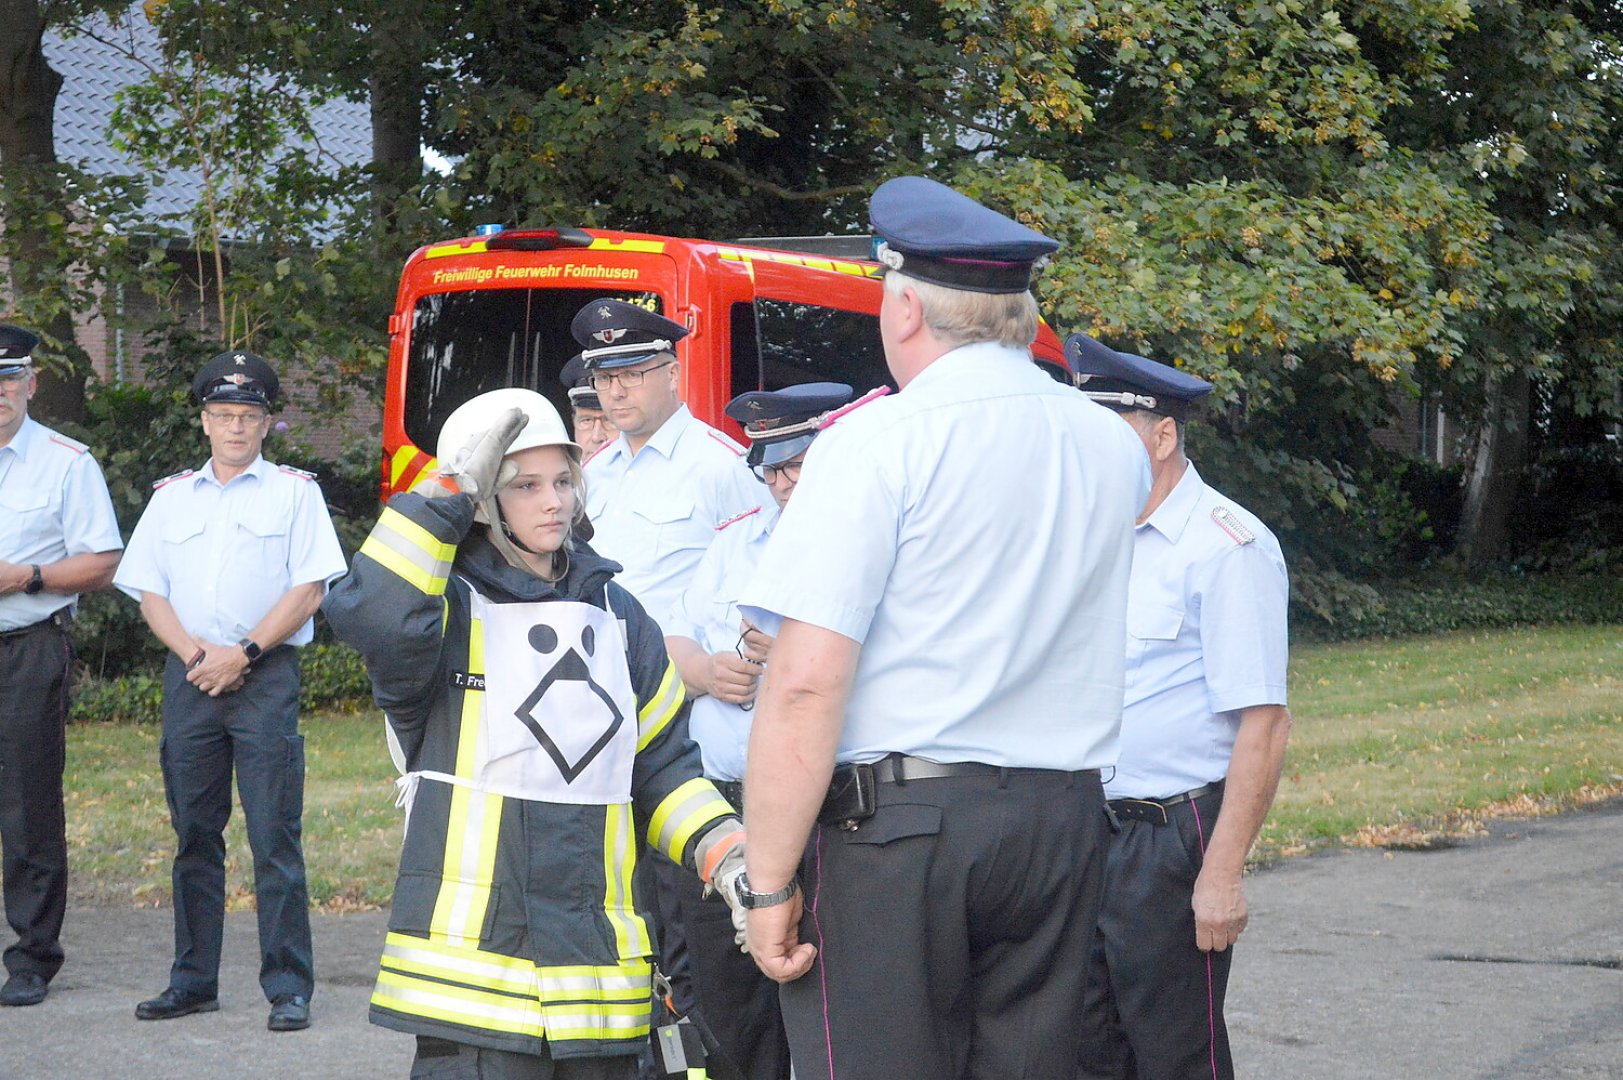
left=705, top=428, right=745, bottom=456
left=1210, top=507, right=1256, bottom=545
left=152, top=469, right=195, bottom=489
left=278, top=464, right=318, bottom=481
left=818, top=386, right=891, bottom=429
left=47, top=432, right=89, bottom=455
left=583, top=438, right=617, bottom=467
left=715, top=506, right=762, bottom=531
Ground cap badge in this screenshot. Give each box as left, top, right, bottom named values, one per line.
left=593, top=328, right=627, bottom=344
left=233, top=353, right=246, bottom=366
left=596, top=305, right=612, bottom=319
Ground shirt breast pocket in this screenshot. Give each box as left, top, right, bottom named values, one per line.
left=0, top=485, right=52, bottom=548
left=631, top=493, right=697, bottom=558
left=162, top=516, right=206, bottom=551
left=236, top=511, right=290, bottom=568
left=1126, top=603, right=1184, bottom=666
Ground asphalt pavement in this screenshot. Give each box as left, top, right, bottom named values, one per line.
left=1, top=799, right=1618, bottom=1080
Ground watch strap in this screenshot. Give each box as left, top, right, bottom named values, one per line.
left=239, top=638, right=263, bottom=663
left=24, top=564, right=44, bottom=595
left=736, top=872, right=799, bottom=909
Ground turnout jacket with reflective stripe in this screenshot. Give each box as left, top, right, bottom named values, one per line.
left=323, top=492, right=736, bottom=1059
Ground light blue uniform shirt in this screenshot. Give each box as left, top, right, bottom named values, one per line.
left=1107, top=462, right=1289, bottom=800
left=741, top=343, right=1151, bottom=771
left=114, top=456, right=346, bottom=646
left=0, top=416, right=123, bottom=631
left=665, top=501, right=776, bottom=782
left=583, top=404, right=759, bottom=629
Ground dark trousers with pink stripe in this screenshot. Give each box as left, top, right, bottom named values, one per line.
left=1077, top=786, right=1233, bottom=1080
left=779, top=768, right=1111, bottom=1080
left=0, top=617, right=73, bottom=983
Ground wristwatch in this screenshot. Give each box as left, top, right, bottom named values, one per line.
left=734, top=872, right=800, bottom=909
left=238, top=639, right=263, bottom=664
left=23, top=564, right=44, bottom=595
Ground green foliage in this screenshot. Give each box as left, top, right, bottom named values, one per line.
left=1295, top=570, right=1623, bottom=642
left=70, top=643, right=374, bottom=725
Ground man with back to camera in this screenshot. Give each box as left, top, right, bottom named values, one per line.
left=0, top=324, right=123, bottom=1008
left=572, top=299, right=759, bottom=629
left=661, top=381, right=856, bottom=1080
left=735, top=176, right=1152, bottom=1080
left=114, top=350, right=346, bottom=1032
left=1066, top=334, right=1292, bottom=1080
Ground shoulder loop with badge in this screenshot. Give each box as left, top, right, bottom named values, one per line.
left=1210, top=507, right=1255, bottom=545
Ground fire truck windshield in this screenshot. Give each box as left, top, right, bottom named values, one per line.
left=402, top=287, right=663, bottom=454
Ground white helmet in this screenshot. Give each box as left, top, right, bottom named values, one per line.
left=435, top=387, right=580, bottom=466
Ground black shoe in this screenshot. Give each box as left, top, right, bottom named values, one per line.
left=0, top=972, right=47, bottom=1007
left=135, top=986, right=219, bottom=1021
left=267, top=994, right=310, bottom=1032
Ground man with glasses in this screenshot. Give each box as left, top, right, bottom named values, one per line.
left=0, top=324, right=122, bottom=1008
left=660, top=382, right=854, bottom=1080
left=570, top=298, right=758, bottom=628
left=115, top=351, right=345, bottom=1033
left=559, top=353, right=613, bottom=459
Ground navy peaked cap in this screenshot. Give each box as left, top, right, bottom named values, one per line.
left=559, top=353, right=601, bottom=410
left=869, top=176, right=1058, bottom=294
left=0, top=324, right=39, bottom=377
left=724, top=382, right=854, bottom=468
left=192, top=350, right=279, bottom=407
left=1064, top=334, right=1211, bottom=421
left=570, top=298, right=688, bottom=370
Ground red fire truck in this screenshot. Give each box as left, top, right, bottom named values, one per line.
left=380, top=226, right=1069, bottom=497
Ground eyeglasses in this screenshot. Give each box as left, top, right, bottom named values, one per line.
left=734, top=631, right=765, bottom=712
left=588, top=359, right=673, bottom=391
left=203, top=409, right=268, bottom=429
left=751, top=459, right=803, bottom=484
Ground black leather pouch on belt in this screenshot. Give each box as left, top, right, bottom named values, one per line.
left=818, top=763, right=878, bottom=825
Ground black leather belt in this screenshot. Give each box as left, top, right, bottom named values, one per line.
left=0, top=608, right=71, bottom=640
left=1108, top=781, right=1224, bottom=826
left=710, top=779, right=744, bottom=814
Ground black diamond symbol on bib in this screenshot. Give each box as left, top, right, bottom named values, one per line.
left=515, top=636, right=624, bottom=783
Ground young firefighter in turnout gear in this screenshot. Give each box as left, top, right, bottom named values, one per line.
left=324, top=389, right=749, bottom=1080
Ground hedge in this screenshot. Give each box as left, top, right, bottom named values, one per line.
left=1293, top=571, right=1623, bottom=643
left=69, top=642, right=374, bottom=725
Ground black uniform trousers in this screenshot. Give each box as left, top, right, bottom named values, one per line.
left=411, top=1035, right=639, bottom=1079
left=780, top=768, right=1110, bottom=1080
left=159, top=645, right=313, bottom=1002
left=0, top=615, right=73, bottom=982
left=644, top=842, right=791, bottom=1080
left=1076, top=786, right=1233, bottom=1080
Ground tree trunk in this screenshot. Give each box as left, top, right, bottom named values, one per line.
left=368, top=6, right=426, bottom=237
left=0, top=0, right=87, bottom=424
left=1457, top=369, right=1531, bottom=566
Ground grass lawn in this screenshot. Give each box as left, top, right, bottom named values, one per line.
left=1262, top=622, right=1623, bottom=859
left=63, top=623, right=1621, bottom=909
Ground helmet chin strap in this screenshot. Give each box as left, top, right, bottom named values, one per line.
left=483, top=497, right=567, bottom=582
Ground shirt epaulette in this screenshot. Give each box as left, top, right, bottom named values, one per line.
left=817, top=386, right=892, bottom=429
left=152, top=469, right=195, bottom=489
left=705, top=428, right=745, bottom=456
left=583, top=439, right=616, bottom=467
left=715, top=506, right=762, bottom=531
left=1210, top=507, right=1255, bottom=545
left=47, top=432, right=89, bottom=455
left=278, top=464, right=318, bottom=481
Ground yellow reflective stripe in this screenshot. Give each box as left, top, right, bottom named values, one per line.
left=648, top=779, right=734, bottom=863
left=381, top=933, right=651, bottom=1001
left=389, top=445, right=420, bottom=488
left=714, top=245, right=879, bottom=278
left=541, top=1000, right=651, bottom=1041
left=360, top=507, right=455, bottom=595
left=636, top=662, right=685, bottom=750
left=374, top=968, right=543, bottom=1036
left=431, top=617, right=500, bottom=944
left=424, top=240, right=490, bottom=259
left=587, top=238, right=665, bottom=254
left=382, top=932, right=538, bottom=995
left=602, top=804, right=651, bottom=958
